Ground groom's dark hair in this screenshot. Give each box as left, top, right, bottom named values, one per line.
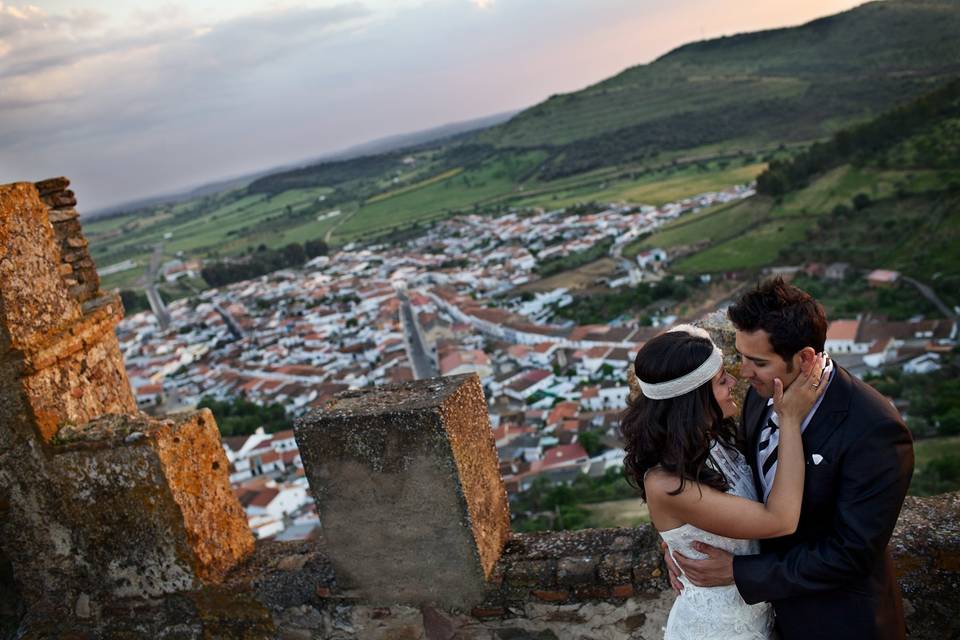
left=728, top=276, right=827, bottom=363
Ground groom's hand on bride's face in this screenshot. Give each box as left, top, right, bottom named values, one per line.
left=673, top=542, right=735, bottom=587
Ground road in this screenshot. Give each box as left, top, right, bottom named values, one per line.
left=145, top=244, right=171, bottom=329
left=398, top=293, right=437, bottom=379
left=902, top=276, right=957, bottom=320
left=179, top=278, right=246, bottom=340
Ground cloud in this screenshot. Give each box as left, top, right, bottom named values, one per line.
left=0, top=2, right=373, bottom=137
left=470, top=0, right=495, bottom=9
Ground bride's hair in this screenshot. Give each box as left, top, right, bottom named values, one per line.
left=620, top=330, right=736, bottom=500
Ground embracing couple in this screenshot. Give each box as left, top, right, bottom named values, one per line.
left=621, top=278, right=915, bottom=640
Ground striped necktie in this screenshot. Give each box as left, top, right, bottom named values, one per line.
left=758, top=416, right=779, bottom=479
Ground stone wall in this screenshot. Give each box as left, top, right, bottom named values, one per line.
left=34, top=177, right=99, bottom=306
left=0, top=179, right=253, bottom=635
left=0, top=179, right=958, bottom=639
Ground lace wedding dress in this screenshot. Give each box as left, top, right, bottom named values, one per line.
left=659, top=441, right=775, bottom=640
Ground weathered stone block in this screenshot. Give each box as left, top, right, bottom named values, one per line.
left=17, top=298, right=134, bottom=441
left=295, top=374, right=511, bottom=609
left=0, top=183, right=82, bottom=352
left=49, top=208, right=79, bottom=223
left=34, top=176, right=70, bottom=196
left=556, top=556, right=597, bottom=586
left=51, top=410, right=254, bottom=596
left=506, top=560, right=556, bottom=587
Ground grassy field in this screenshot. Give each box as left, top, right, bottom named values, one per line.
left=583, top=499, right=650, bottom=528
left=517, top=161, right=765, bottom=209
left=625, top=197, right=773, bottom=257
left=914, top=436, right=960, bottom=467
left=331, top=151, right=546, bottom=243
left=673, top=216, right=811, bottom=273
left=515, top=258, right=620, bottom=293
left=87, top=186, right=336, bottom=267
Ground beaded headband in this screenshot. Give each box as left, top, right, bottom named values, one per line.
left=638, top=324, right=724, bottom=400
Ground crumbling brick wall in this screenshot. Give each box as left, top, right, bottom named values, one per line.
left=34, top=178, right=100, bottom=305
left=0, top=179, right=253, bottom=635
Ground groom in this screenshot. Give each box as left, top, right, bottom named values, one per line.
left=670, top=277, right=914, bottom=640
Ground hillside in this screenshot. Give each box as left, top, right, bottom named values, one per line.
left=83, top=0, right=960, bottom=290
left=631, top=77, right=960, bottom=308
left=478, top=0, right=960, bottom=177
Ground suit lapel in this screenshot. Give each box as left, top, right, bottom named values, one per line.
left=801, top=365, right=852, bottom=456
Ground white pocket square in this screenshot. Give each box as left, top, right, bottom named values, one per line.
left=811, top=454, right=824, bottom=465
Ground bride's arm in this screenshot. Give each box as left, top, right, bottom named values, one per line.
left=648, top=355, right=825, bottom=540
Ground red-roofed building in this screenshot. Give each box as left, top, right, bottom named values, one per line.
left=504, top=370, right=554, bottom=401
left=135, top=383, right=164, bottom=409
left=540, top=444, right=589, bottom=470
left=547, top=401, right=580, bottom=427
left=826, top=319, right=866, bottom=354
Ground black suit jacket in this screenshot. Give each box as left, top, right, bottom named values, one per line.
left=732, top=366, right=914, bottom=640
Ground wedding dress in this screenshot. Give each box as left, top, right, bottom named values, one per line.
left=658, top=441, right=775, bottom=640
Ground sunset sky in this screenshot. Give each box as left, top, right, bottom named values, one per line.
left=0, top=0, right=867, bottom=211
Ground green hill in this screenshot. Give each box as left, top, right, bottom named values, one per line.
left=634, top=78, right=960, bottom=309
left=479, top=0, right=960, bottom=178
left=85, top=0, right=960, bottom=287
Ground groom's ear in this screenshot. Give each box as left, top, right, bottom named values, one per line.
left=797, top=347, right=817, bottom=375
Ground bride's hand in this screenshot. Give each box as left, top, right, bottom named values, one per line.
left=773, top=353, right=827, bottom=425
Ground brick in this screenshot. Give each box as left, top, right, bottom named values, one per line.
left=49, top=208, right=79, bottom=223
left=34, top=176, right=69, bottom=195
left=611, top=583, right=634, bottom=598
left=45, top=191, right=77, bottom=208
left=531, top=590, right=568, bottom=602
left=572, top=584, right=610, bottom=600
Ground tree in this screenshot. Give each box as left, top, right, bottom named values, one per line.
left=853, top=193, right=872, bottom=211
left=304, top=239, right=328, bottom=258
left=578, top=430, right=606, bottom=457
left=282, top=242, right=307, bottom=266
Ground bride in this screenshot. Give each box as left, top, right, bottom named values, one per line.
left=620, top=325, right=825, bottom=640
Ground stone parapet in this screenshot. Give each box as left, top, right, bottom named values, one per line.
left=0, top=179, right=253, bottom=636
left=51, top=411, right=254, bottom=594
left=295, top=373, right=511, bottom=610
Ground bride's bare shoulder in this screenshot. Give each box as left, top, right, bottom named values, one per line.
left=643, top=467, right=681, bottom=500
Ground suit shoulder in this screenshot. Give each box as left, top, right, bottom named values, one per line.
left=844, top=376, right=910, bottom=440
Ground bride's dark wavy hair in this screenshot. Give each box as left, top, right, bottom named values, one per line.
left=621, top=330, right=737, bottom=500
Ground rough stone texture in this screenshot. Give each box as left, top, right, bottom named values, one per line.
left=0, top=179, right=253, bottom=637
left=52, top=411, right=254, bottom=593
left=295, top=373, right=511, bottom=610
left=37, top=178, right=100, bottom=305
left=891, top=492, right=960, bottom=640
left=0, top=182, right=82, bottom=354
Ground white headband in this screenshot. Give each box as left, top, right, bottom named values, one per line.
left=638, top=325, right=724, bottom=400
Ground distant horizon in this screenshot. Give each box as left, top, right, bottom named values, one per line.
left=85, top=107, right=521, bottom=217
left=0, top=0, right=867, bottom=211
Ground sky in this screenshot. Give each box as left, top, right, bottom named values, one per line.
left=0, top=0, right=867, bottom=212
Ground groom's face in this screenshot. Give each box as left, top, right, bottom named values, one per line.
left=734, top=328, right=802, bottom=399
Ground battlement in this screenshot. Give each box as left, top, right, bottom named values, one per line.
left=0, top=180, right=957, bottom=639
